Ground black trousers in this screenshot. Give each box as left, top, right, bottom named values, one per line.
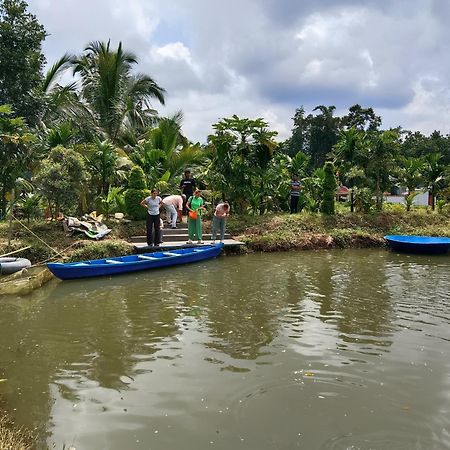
left=290, top=195, right=299, bottom=213
left=146, top=213, right=161, bottom=246
left=182, top=193, right=193, bottom=215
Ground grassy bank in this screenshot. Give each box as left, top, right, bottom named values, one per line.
left=0, top=211, right=449, bottom=262
left=227, top=210, right=450, bottom=251
left=0, top=220, right=136, bottom=264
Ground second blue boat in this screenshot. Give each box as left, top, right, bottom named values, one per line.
left=384, top=235, right=450, bottom=254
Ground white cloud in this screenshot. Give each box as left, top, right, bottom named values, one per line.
left=151, top=42, right=192, bottom=65
left=27, top=0, right=450, bottom=142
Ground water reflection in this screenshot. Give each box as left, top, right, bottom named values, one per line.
left=0, top=250, right=449, bottom=449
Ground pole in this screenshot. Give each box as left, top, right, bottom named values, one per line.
left=7, top=188, right=14, bottom=248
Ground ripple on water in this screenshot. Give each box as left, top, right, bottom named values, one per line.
left=320, top=430, right=440, bottom=450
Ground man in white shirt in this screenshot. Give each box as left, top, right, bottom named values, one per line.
left=162, top=194, right=185, bottom=229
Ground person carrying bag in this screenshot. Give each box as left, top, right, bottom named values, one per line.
left=186, top=189, right=205, bottom=244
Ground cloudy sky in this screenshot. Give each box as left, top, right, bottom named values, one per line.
left=29, top=0, right=450, bottom=143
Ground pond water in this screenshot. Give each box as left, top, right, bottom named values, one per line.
left=0, top=249, right=449, bottom=450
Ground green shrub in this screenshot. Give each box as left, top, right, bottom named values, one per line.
left=320, top=161, right=337, bottom=215
left=34, top=146, right=87, bottom=218
left=383, top=202, right=406, bottom=213
left=353, top=187, right=375, bottom=213
left=124, top=167, right=150, bottom=220
left=128, top=166, right=147, bottom=189
left=440, top=202, right=450, bottom=216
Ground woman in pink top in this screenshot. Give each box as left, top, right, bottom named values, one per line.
left=162, top=194, right=185, bottom=229
left=211, top=202, right=230, bottom=243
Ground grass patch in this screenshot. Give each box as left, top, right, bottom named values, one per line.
left=66, top=240, right=133, bottom=262
left=0, top=411, right=35, bottom=450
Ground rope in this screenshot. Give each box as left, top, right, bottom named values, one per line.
left=11, top=215, right=58, bottom=254
left=0, top=246, right=31, bottom=258
left=32, top=242, right=81, bottom=267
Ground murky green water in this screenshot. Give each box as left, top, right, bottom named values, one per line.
left=0, top=249, right=449, bottom=449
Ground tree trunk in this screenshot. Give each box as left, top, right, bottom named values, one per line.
left=7, top=188, right=15, bottom=248
left=376, top=175, right=382, bottom=211
left=259, top=180, right=264, bottom=215
left=1, top=184, right=7, bottom=220
left=431, top=185, right=435, bottom=210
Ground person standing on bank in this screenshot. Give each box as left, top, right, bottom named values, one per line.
left=162, top=194, right=185, bottom=229
left=140, top=189, right=162, bottom=246
left=290, top=174, right=302, bottom=214
left=212, top=202, right=230, bottom=243
left=179, top=170, right=196, bottom=215
left=186, top=189, right=205, bottom=244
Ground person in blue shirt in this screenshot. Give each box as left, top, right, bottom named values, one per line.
left=290, top=174, right=303, bottom=213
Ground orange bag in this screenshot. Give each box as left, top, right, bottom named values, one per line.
left=188, top=210, right=198, bottom=220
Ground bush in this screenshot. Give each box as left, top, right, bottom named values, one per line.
left=124, top=167, right=150, bottom=220
left=128, top=166, right=147, bottom=189
left=34, top=146, right=87, bottom=218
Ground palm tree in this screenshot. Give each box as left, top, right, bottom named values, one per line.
left=72, top=40, right=166, bottom=143
left=81, top=138, right=126, bottom=196
left=40, top=41, right=166, bottom=144
left=396, top=156, right=424, bottom=211
left=40, top=53, right=79, bottom=126
left=332, top=127, right=366, bottom=212
left=423, top=153, right=446, bottom=210
left=130, top=114, right=205, bottom=188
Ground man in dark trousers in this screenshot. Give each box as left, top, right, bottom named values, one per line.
left=179, top=170, right=196, bottom=215
left=290, top=174, right=303, bottom=213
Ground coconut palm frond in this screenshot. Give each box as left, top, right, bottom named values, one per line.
left=42, top=53, right=75, bottom=93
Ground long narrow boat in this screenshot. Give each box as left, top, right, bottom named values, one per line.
left=47, top=244, right=224, bottom=280
left=384, top=235, right=450, bottom=254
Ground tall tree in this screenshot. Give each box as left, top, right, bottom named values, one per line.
left=365, top=130, right=400, bottom=210
left=0, top=104, right=36, bottom=218
left=285, top=107, right=309, bottom=156
left=423, top=152, right=446, bottom=210
left=332, top=127, right=366, bottom=212
left=207, top=115, right=278, bottom=214
left=0, top=0, right=46, bottom=125
left=342, top=104, right=381, bottom=131
left=308, top=105, right=340, bottom=169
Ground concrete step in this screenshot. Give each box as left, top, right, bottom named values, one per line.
left=161, top=223, right=188, bottom=230
left=160, top=227, right=190, bottom=235
left=133, top=238, right=246, bottom=252
left=130, top=233, right=231, bottom=243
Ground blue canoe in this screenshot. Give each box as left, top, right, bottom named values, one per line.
left=47, top=244, right=224, bottom=280
left=384, top=235, right=450, bottom=254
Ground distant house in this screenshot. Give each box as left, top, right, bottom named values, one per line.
left=336, top=186, right=350, bottom=202
left=384, top=189, right=430, bottom=206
